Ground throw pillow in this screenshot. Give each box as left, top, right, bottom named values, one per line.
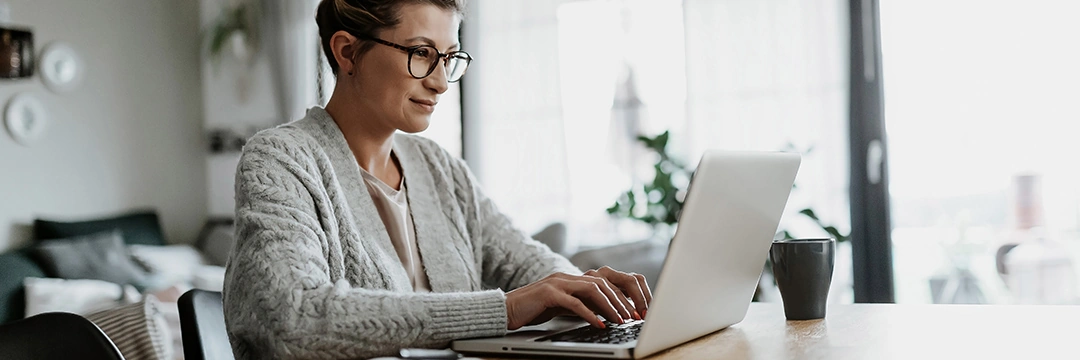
left=34, top=210, right=166, bottom=246
left=32, top=230, right=150, bottom=288
left=23, top=277, right=141, bottom=317
left=532, top=222, right=569, bottom=255
left=86, top=295, right=175, bottom=360
left=128, top=244, right=212, bottom=291
left=197, top=220, right=235, bottom=266
left=128, top=244, right=207, bottom=282
left=192, top=265, right=227, bottom=292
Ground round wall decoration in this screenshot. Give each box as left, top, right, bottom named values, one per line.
left=38, top=42, right=84, bottom=93
left=5, top=93, right=48, bottom=145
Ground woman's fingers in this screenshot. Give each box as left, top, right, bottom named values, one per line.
left=554, top=273, right=630, bottom=321
left=561, top=279, right=624, bottom=326
left=552, top=292, right=606, bottom=328
left=599, top=279, right=635, bottom=321
left=582, top=271, right=635, bottom=321
left=508, top=271, right=653, bottom=331
left=634, top=273, right=653, bottom=305
left=595, top=267, right=651, bottom=316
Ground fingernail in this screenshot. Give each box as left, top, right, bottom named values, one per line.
left=641, top=309, right=647, bottom=318
left=633, top=311, right=641, bottom=320
left=598, top=321, right=607, bottom=329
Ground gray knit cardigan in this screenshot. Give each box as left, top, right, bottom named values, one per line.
left=223, top=107, right=581, bottom=359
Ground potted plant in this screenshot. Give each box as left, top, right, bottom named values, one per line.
left=203, top=0, right=260, bottom=102
left=604, top=131, right=689, bottom=242
left=204, top=0, right=260, bottom=67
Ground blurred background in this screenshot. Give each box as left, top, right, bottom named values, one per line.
left=2, top=0, right=1080, bottom=309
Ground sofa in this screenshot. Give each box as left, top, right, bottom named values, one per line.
left=1, top=212, right=163, bottom=323
left=0, top=247, right=47, bottom=325
left=0, top=210, right=232, bottom=360
left=530, top=222, right=667, bottom=287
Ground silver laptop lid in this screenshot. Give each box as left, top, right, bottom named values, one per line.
left=633, top=150, right=800, bottom=358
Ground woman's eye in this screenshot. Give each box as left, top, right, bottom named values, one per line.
left=413, top=48, right=432, bottom=59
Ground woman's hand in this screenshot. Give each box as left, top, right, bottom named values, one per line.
left=505, top=267, right=654, bottom=330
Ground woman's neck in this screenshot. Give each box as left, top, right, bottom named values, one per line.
left=325, top=95, right=402, bottom=189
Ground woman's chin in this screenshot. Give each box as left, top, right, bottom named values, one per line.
left=399, top=117, right=432, bottom=133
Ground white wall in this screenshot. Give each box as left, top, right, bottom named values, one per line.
left=200, top=0, right=279, bottom=218
left=0, top=0, right=206, bottom=251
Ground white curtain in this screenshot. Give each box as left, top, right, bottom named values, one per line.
left=464, top=0, right=686, bottom=249
left=463, top=0, right=573, bottom=237
left=263, top=0, right=320, bottom=123
left=682, top=0, right=850, bottom=238
left=683, top=0, right=851, bottom=302
left=464, top=0, right=850, bottom=261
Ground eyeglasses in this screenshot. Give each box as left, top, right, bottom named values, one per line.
left=365, top=37, right=472, bottom=82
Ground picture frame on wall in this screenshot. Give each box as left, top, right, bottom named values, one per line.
left=0, top=26, right=33, bottom=79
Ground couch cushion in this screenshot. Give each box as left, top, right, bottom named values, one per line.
left=0, top=249, right=46, bottom=324
left=532, top=222, right=569, bottom=255
left=23, top=277, right=141, bottom=317
left=34, top=210, right=166, bottom=246
left=32, top=230, right=150, bottom=288
left=569, top=240, right=668, bottom=287
left=128, top=244, right=208, bottom=289
left=195, top=218, right=234, bottom=267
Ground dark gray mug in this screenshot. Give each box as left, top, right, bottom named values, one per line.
left=769, top=238, right=835, bottom=320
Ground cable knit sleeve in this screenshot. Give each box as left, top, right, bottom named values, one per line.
left=448, top=157, right=584, bottom=291
left=223, top=134, right=508, bottom=360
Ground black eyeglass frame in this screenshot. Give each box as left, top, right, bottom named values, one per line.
left=363, top=36, right=473, bottom=82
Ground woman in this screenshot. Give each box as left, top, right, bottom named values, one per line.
left=223, top=0, right=653, bottom=358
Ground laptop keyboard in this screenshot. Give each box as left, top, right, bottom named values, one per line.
left=536, top=320, right=644, bottom=344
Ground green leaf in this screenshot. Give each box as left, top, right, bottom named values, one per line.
left=822, top=226, right=840, bottom=239
left=208, top=24, right=230, bottom=57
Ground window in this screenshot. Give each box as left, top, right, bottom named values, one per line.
left=881, top=0, right=1080, bottom=304
left=466, top=0, right=852, bottom=304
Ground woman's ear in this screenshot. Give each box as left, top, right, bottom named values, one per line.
left=330, top=30, right=359, bottom=76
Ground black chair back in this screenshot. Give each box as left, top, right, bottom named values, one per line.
left=179, top=289, right=234, bottom=360
left=0, top=312, right=125, bottom=360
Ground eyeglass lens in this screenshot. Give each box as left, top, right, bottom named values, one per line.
left=409, top=46, right=470, bottom=81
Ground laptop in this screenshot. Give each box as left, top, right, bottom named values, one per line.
left=452, top=150, right=801, bottom=359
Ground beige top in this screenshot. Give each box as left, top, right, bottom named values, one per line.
left=359, top=167, right=431, bottom=292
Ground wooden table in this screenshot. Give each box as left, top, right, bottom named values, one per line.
left=480, top=303, right=1080, bottom=359
left=646, top=303, right=1078, bottom=359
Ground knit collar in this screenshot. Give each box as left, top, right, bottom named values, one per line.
left=299, top=107, right=476, bottom=293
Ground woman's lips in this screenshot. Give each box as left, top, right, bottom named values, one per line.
left=411, top=98, right=436, bottom=113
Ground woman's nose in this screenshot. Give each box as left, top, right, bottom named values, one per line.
left=423, top=59, right=450, bottom=94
